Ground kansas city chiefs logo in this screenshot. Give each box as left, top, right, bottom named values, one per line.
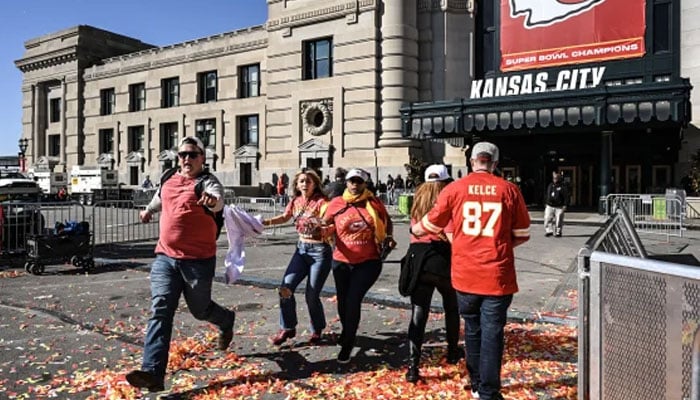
left=510, top=0, right=605, bottom=28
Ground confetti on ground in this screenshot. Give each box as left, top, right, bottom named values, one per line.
left=0, top=320, right=577, bottom=399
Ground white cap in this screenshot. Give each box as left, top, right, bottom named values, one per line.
left=179, top=136, right=206, bottom=153
left=424, top=164, right=451, bottom=182
left=470, top=142, right=499, bottom=162
left=345, top=168, right=369, bottom=182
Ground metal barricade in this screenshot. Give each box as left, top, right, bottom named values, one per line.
left=604, top=193, right=685, bottom=238
left=2, top=201, right=86, bottom=255
left=132, top=189, right=157, bottom=208
left=232, top=196, right=286, bottom=235
left=578, top=207, right=700, bottom=399
left=581, top=251, right=700, bottom=400
left=91, top=200, right=160, bottom=246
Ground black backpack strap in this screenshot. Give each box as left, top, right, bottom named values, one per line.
left=193, top=170, right=212, bottom=197
left=159, top=167, right=179, bottom=187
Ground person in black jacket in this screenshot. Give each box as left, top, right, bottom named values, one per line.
left=403, top=164, right=461, bottom=383
left=544, top=170, right=570, bottom=237
left=323, top=167, right=347, bottom=199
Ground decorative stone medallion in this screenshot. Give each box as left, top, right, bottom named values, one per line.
left=300, top=99, right=333, bottom=136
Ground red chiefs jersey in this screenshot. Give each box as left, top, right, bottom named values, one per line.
left=421, top=172, right=530, bottom=295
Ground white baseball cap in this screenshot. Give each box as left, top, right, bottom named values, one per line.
left=345, top=168, right=369, bottom=182
left=424, top=164, right=451, bottom=182
left=179, top=136, right=206, bottom=153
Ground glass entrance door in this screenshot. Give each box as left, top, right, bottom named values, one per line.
left=559, top=166, right=578, bottom=206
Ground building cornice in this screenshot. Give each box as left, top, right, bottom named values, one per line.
left=84, top=38, right=268, bottom=81
left=266, top=0, right=376, bottom=31
left=15, top=47, right=79, bottom=72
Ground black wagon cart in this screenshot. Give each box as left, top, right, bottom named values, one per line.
left=24, top=221, right=94, bottom=275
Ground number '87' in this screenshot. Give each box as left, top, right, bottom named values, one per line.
left=462, top=201, right=502, bottom=237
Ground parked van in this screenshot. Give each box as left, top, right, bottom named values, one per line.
left=69, top=166, right=118, bottom=205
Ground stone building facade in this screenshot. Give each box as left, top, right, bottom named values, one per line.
left=16, top=0, right=475, bottom=189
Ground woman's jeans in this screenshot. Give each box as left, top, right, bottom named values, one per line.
left=457, top=292, right=513, bottom=400
left=332, top=259, right=382, bottom=347
left=142, top=254, right=235, bottom=380
left=408, top=271, right=460, bottom=364
left=279, top=242, right=332, bottom=333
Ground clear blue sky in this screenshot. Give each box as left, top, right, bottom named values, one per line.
left=0, top=0, right=268, bottom=157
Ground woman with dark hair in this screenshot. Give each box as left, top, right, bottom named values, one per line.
left=322, top=168, right=396, bottom=364
left=263, top=170, right=332, bottom=345
left=404, top=164, right=461, bottom=383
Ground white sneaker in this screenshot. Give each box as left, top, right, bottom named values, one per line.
left=471, top=389, right=480, bottom=399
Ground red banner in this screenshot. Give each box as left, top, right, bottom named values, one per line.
left=500, top=0, right=646, bottom=72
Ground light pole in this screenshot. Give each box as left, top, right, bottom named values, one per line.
left=17, top=138, right=28, bottom=173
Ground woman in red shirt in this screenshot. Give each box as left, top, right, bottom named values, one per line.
left=263, top=170, right=332, bottom=346
left=322, top=168, right=396, bottom=364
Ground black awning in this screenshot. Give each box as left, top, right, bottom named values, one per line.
left=401, top=78, right=692, bottom=140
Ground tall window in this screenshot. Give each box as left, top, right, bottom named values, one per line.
left=161, top=77, right=179, bottom=108
left=129, top=83, right=146, bottom=112
left=475, top=1, right=496, bottom=78
left=99, top=129, right=114, bottom=154
left=303, top=37, right=332, bottom=80
left=240, top=163, right=252, bottom=186
left=195, top=119, right=216, bottom=148
left=198, top=71, right=218, bottom=103
left=159, top=122, right=178, bottom=151
left=239, top=115, right=259, bottom=146
left=48, top=134, right=60, bottom=157
left=239, top=64, right=260, bottom=98
left=49, top=98, right=61, bottom=123
left=128, top=125, right=145, bottom=152
left=100, top=88, right=115, bottom=115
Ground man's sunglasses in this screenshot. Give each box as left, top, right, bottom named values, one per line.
left=178, top=151, right=202, bottom=159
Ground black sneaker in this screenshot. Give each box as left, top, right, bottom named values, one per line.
left=218, top=311, right=235, bottom=351
left=125, top=370, right=165, bottom=392
left=555, top=232, right=562, bottom=237
left=545, top=232, right=553, bottom=237
left=337, top=345, right=353, bottom=364
left=405, top=365, right=420, bottom=383
left=446, top=347, right=464, bottom=364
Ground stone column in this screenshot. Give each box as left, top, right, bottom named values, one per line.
left=61, top=77, right=67, bottom=167
left=378, top=0, right=419, bottom=147
left=33, top=84, right=41, bottom=161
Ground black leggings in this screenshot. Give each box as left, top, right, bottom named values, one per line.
left=408, top=271, right=460, bottom=363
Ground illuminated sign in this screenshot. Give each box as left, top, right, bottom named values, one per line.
left=470, top=66, right=605, bottom=99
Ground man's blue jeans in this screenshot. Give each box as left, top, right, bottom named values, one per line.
left=457, top=292, right=513, bottom=400
left=332, top=259, right=382, bottom=347
left=142, top=254, right=235, bottom=380
left=279, top=242, right=332, bottom=333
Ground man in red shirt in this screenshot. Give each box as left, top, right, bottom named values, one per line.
left=410, top=142, right=530, bottom=400
left=126, top=137, right=236, bottom=393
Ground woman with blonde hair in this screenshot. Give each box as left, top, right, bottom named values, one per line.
left=263, top=169, right=332, bottom=346
left=404, top=164, right=461, bottom=383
